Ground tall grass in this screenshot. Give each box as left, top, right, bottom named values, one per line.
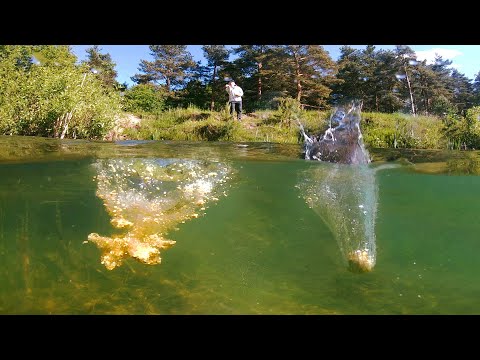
left=124, top=105, right=450, bottom=149
left=362, top=112, right=446, bottom=149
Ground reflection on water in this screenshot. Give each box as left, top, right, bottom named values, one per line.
left=2, top=136, right=480, bottom=314
left=87, top=158, right=234, bottom=270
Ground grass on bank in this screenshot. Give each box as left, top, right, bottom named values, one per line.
left=122, top=103, right=458, bottom=150
left=123, top=104, right=330, bottom=144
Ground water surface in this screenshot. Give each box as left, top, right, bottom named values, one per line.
left=1, top=136, right=479, bottom=314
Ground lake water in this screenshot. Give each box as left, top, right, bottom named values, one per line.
left=1, top=135, right=480, bottom=315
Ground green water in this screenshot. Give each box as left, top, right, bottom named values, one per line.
left=1, top=135, right=480, bottom=314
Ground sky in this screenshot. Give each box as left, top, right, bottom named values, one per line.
left=70, top=45, right=480, bottom=88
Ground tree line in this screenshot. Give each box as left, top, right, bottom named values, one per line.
left=2, top=44, right=480, bottom=141
left=125, top=45, right=480, bottom=116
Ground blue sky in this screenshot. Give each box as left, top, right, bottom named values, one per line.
left=70, top=45, right=480, bottom=87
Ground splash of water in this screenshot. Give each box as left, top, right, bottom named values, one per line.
left=86, top=158, right=233, bottom=270
left=297, top=163, right=378, bottom=273
left=298, top=101, right=370, bottom=165
left=297, top=100, right=377, bottom=272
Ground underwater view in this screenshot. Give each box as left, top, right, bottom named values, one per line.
left=1, top=135, right=480, bottom=314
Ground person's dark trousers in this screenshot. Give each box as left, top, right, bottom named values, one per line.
left=230, top=101, right=242, bottom=120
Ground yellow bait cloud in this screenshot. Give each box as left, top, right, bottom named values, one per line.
left=86, top=158, right=233, bottom=270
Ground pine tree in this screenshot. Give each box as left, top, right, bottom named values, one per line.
left=202, top=45, right=230, bottom=111
left=473, top=72, right=480, bottom=106
left=449, top=69, right=474, bottom=115
left=83, top=45, right=118, bottom=89
left=271, top=45, right=337, bottom=108
left=131, top=45, right=197, bottom=92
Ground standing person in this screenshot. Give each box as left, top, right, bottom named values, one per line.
left=225, top=80, right=243, bottom=121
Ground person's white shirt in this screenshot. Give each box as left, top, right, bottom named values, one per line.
left=226, top=82, right=243, bottom=102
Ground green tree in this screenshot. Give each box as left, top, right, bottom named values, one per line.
left=232, top=45, right=275, bottom=104
left=202, top=45, right=230, bottom=111
left=175, top=78, right=210, bottom=109
left=270, top=45, right=337, bottom=108
left=413, top=60, right=439, bottom=115
left=333, top=45, right=398, bottom=112
left=331, top=46, right=365, bottom=104
left=421, top=55, right=454, bottom=116
left=31, top=45, right=77, bottom=67
left=394, top=45, right=418, bottom=116
left=82, top=45, right=119, bottom=89
left=357, top=45, right=380, bottom=111
left=429, top=55, right=454, bottom=97
left=172, top=64, right=211, bottom=109
left=131, top=45, right=197, bottom=92
left=374, top=49, right=404, bottom=113
left=123, top=84, right=166, bottom=113
left=449, top=69, right=474, bottom=115
left=473, top=71, right=480, bottom=106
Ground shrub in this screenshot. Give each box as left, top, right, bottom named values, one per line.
left=123, top=84, right=165, bottom=113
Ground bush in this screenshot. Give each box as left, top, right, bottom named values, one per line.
left=0, top=45, right=123, bottom=139
left=123, top=84, right=165, bottom=113
left=463, top=106, right=480, bottom=149
left=362, top=112, right=446, bottom=149
left=273, top=97, right=303, bottom=127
